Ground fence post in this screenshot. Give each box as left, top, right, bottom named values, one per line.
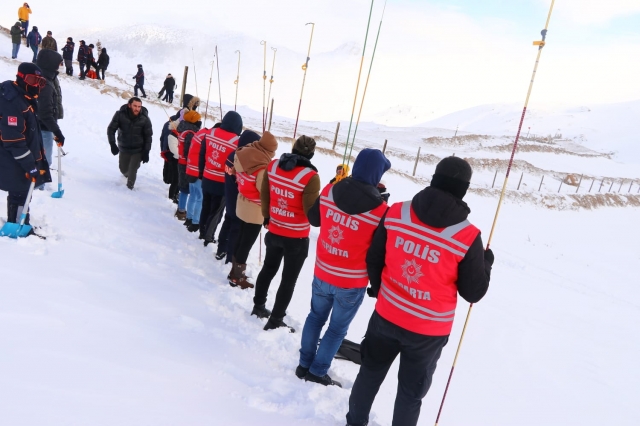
left=332, top=122, right=340, bottom=150
left=575, top=174, right=583, bottom=193
left=588, top=179, right=594, bottom=193
left=517, top=172, right=524, bottom=190
left=608, top=181, right=614, bottom=192
left=492, top=170, right=498, bottom=188
left=180, top=66, right=188, bottom=106
left=538, top=175, right=544, bottom=191
left=618, top=181, right=623, bottom=193
left=598, top=179, right=604, bottom=192
left=628, top=181, right=633, bottom=193
left=558, top=176, right=564, bottom=193
left=412, top=147, right=421, bottom=177
left=382, top=139, right=388, bottom=154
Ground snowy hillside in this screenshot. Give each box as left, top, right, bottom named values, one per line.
left=1, top=29, right=640, bottom=426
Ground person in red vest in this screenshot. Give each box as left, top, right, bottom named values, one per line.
left=189, top=111, right=243, bottom=245
left=251, top=136, right=320, bottom=332
left=296, top=148, right=391, bottom=387
left=345, top=156, right=494, bottom=426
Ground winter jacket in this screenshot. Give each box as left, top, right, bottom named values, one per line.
left=176, top=119, right=201, bottom=162
left=41, top=36, right=57, bottom=51
left=366, top=186, right=491, bottom=303
left=159, top=110, right=183, bottom=156
left=86, top=47, right=95, bottom=64
left=77, top=44, right=88, bottom=63
left=10, top=22, right=22, bottom=44
left=224, top=130, right=261, bottom=221
left=107, top=104, right=153, bottom=155
left=163, top=77, right=176, bottom=91
left=26, top=30, right=41, bottom=48
left=134, top=68, right=144, bottom=85
left=97, top=49, right=110, bottom=69
left=0, top=80, right=51, bottom=192
left=260, top=153, right=321, bottom=219
left=18, top=6, right=31, bottom=21
left=61, top=41, right=75, bottom=60
left=36, top=50, right=64, bottom=137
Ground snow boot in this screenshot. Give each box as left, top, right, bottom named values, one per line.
left=215, top=251, right=226, bottom=260
left=251, top=304, right=271, bottom=319
left=235, top=263, right=254, bottom=290
left=228, top=258, right=241, bottom=287
left=184, top=218, right=192, bottom=227
left=295, top=365, right=309, bottom=379
left=304, top=371, right=342, bottom=388
left=175, top=209, right=186, bottom=221
left=187, top=223, right=200, bottom=233
left=263, top=317, right=295, bottom=333
left=7, top=203, right=19, bottom=223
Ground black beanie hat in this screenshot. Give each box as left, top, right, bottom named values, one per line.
left=292, top=135, right=316, bottom=159
left=17, top=62, right=42, bottom=79
left=430, top=156, right=472, bottom=199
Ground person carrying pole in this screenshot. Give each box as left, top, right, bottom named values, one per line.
left=345, top=157, right=493, bottom=426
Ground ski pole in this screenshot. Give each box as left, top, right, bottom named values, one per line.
left=192, top=48, right=199, bottom=97
left=265, top=47, right=277, bottom=125
left=292, top=23, right=315, bottom=139
left=346, top=0, right=387, bottom=169
left=434, top=2, right=556, bottom=425
left=215, top=45, right=223, bottom=121
left=261, top=40, right=267, bottom=132
left=234, top=50, right=241, bottom=112
left=204, top=60, right=214, bottom=127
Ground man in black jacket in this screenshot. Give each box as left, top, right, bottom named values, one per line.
left=133, top=65, right=146, bottom=98
left=161, top=74, right=176, bottom=103
left=77, top=40, right=88, bottom=80
left=0, top=63, right=52, bottom=229
left=346, top=156, right=494, bottom=426
left=96, top=47, right=109, bottom=81
left=36, top=49, right=65, bottom=172
left=107, top=97, right=153, bottom=189
left=61, top=37, right=75, bottom=76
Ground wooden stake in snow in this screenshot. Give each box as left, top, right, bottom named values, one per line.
left=588, top=179, right=594, bottom=193
left=382, top=139, right=388, bottom=154
left=618, top=181, right=624, bottom=193
left=492, top=170, right=498, bottom=189
left=575, top=174, right=583, bottom=193
left=598, top=179, right=604, bottom=192
left=332, top=122, right=340, bottom=150
left=538, top=175, right=544, bottom=191
left=558, top=177, right=563, bottom=193
left=628, top=181, right=633, bottom=193
left=517, top=172, right=524, bottom=190
left=413, top=147, right=421, bottom=176
left=608, top=181, right=614, bottom=192
left=180, top=66, right=188, bottom=107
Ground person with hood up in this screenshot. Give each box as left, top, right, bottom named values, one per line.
left=329, top=163, right=349, bottom=184
left=0, top=62, right=52, bottom=231
left=345, top=157, right=494, bottom=426
left=18, top=3, right=31, bottom=37
left=10, top=22, right=22, bottom=59
left=161, top=74, right=176, bottom=103
left=96, top=47, right=109, bottom=81
left=26, top=26, right=41, bottom=63
left=297, top=148, right=391, bottom=388
left=217, top=129, right=261, bottom=263
left=86, top=44, right=98, bottom=78
left=60, top=37, right=74, bottom=76
left=35, top=49, right=65, bottom=180
left=77, top=40, right=88, bottom=80
left=251, top=135, right=320, bottom=332
left=227, top=131, right=278, bottom=289
left=175, top=110, right=202, bottom=224
left=41, top=31, right=57, bottom=51
left=133, top=64, right=146, bottom=98
left=106, top=97, right=153, bottom=189
left=188, top=111, right=243, bottom=246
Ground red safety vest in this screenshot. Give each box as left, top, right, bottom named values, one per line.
left=177, top=130, right=195, bottom=165
left=315, top=184, right=388, bottom=289
left=237, top=168, right=263, bottom=205
left=266, top=159, right=317, bottom=238
left=186, top=128, right=208, bottom=177
left=202, top=128, right=239, bottom=182
left=375, top=201, right=480, bottom=336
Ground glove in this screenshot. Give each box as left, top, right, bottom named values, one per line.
left=54, top=131, right=65, bottom=147
left=366, top=287, right=378, bottom=298
left=484, top=248, right=495, bottom=266
left=25, top=168, right=44, bottom=181
left=110, top=143, right=119, bottom=156
left=141, top=150, right=149, bottom=164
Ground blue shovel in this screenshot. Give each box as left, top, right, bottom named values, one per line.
left=51, top=144, right=64, bottom=198
left=0, top=179, right=36, bottom=238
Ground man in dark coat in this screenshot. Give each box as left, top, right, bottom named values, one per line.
left=161, top=74, right=176, bottom=103
left=77, top=40, right=88, bottom=80
left=41, top=31, right=57, bottom=51
left=10, top=22, right=22, bottom=59
left=61, top=37, right=75, bottom=76
left=0, top=63, right=52, bottom=229
left=35, top=49, right=65, bottom=172
left=107, top=97, right=153, bottom=189
left=26, top=26, right=41, bottom=63
left=86, top=44, right=99, bottom=78
left=133, top=64, right=146, bottom=98
left=96, top=47, right=109, bottom=81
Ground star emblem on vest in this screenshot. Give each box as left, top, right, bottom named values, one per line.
left=328, top=225, right=344, bottom=245
left=278, top=197, right=288, bottom=210
left=210, top=150, right=220, bottom=161
left=401, top=258, right=424, bottom=285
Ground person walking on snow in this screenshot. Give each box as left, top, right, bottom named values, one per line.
left=227, top=131, right=278, bottom=289
left=345, top=156, right=494, bottom=426
left=107, top=97, right=153, bottom=190
left=297, top=148, right=391, bottom=388
left=10, top=22, right=22, bottom=59
left=41, top=31, right=57, bottom=51
left=77, top=40, right=88, bottom=79
left=96, top=47, right=109, bottom=81
left=133, top=64, right=146, bottom=98
left=61, top=37, right=75, bottom=76
left=161, top=74, right=176, bottom=103
left=0, top=62, right=52, bottom=232
left=251, top=136, right=320, bottom=332
left=175, top=109, right=202, bottom=224
left=26, top=26, right=41, bottom=63
left=18, top=3, right=31, bottom=38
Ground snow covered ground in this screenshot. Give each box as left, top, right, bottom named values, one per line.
left=1, top=31, right=640, bottom=426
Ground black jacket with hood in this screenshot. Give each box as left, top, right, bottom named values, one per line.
left=107, top=104, right=153, bottom=154
left=36, top=49, right=64, bottom=138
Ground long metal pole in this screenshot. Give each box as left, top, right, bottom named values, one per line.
left=293, top=23, right=315, bottom=139
left=268, top=98, right=275, bottom=131
left=192, top=48, right=199, bottom=97
left=234, top=50, right=241, bottom=111
left=265, top=47, right=277, bottom=126
left=215, top=45, right=223, bottom=121
left=204, top=60, right=214, bottom=127
left=261, top=40, right=267, bottom=132
left=434, top=2, right=556, bottom=424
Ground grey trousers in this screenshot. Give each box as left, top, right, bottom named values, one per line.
left=119, top=152, right=142, bottom=189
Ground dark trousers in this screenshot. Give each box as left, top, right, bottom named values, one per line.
left=162, top=90, right=174, bottom=103
left=134, top=83, right=146, bottom=97
left=253, top=232, right=309, bottom=318
left=215, top=212, right=233, bottom=258
left=30, top=45, right=38, bottom=62
left=21, top=21, right=28, bottom=37
left=79, top=62, right=86, bottom=78
left=222, top=214, right=241, bottom=263
left=199, top=190, right=225, bottom=241
left=118, top=152, right=142, bottom=189
left=6, top=192, right=30, bottom=223
left=98, top=67, right=106, bottom=80
left=233, top=220, right=262, bottom=264
left=64, top=59, right=73, bottom=76
left=346, top=311, right=449, bottom=426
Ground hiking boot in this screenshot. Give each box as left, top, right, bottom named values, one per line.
left=251, top=304, right=271, bottom=319
left=184, top=218, right=192, bottom=227
left=235, top=263, right=254, bottom=289
left=127, top=181, right=134, bottom=190
left=175, top=209, right=186, bottom=221
left=304, top=372, right=342, bottom=388
left=215, top=251, right=226, bottom=260
left=263, top=317, right=295, bottom=333
left=228, top=259, right=241, bottom=287
left=295, top=365, right=309, bottom=379
left=187, top=223, right=200, bottom=233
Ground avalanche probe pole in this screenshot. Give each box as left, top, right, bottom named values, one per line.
left=234, top=50, right=241, bottom=111
left=204, top=60, right=214, bottom=127
left=215, top=45, right=223, bottom=121
left=265, top=47, right=277, bottom=127
left=292, top=23, right=315, bottom=139
left=261, top=40, right=267, bottom=132
left=192, top=48, right=199, bottom=97
left=434, top=2, right=556, bottom=425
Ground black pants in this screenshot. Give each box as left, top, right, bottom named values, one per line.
left=79, top=62, right=86, bottom=78
left=216, top=212, right=232, bottom=259
left=6, top=192, right=30, bottom=223
left=98, top=67, right=106, bottom=80
left=199, top=190, right=225, bottom=241
left=346, top=312, right=448, bottom=426
left=233, top=220, right=262, bottom=264
left=119, top=152, right=142, bottom=189
left=162, top=90, right=174, bottom=103
left=134, top=83, right=146, bottom=97
left=253, top=232, right=309, bottom=318
left=64, top=59, right=73, bottom=76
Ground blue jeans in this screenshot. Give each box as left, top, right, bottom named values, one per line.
left=12, top=43, right=20, bottom=59
left=178, top=191, right=188, bottom=211
left=30, top=45, right=38, bottom=62
left=41, top=130, right=54, bottom=165
left=299, top=276, right=366, bottom=377
left=187, top=179, right=203, bottom=224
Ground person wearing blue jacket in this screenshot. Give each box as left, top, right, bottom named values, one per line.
left=133, top=64, right=146, bottom=98
left=60, top=37, right=75, bottom=76
left=26, top=26, right=41, bottom=63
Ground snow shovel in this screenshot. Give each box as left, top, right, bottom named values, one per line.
left=51, top=144, right=64, bottom=198
left=0, top=179, right=36, bottom=238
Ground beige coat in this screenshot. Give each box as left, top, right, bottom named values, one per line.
left=234, top=155, right=268, bottom=225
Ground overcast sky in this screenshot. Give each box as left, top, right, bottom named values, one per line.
left=2, top=0, right=639, bottom=122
